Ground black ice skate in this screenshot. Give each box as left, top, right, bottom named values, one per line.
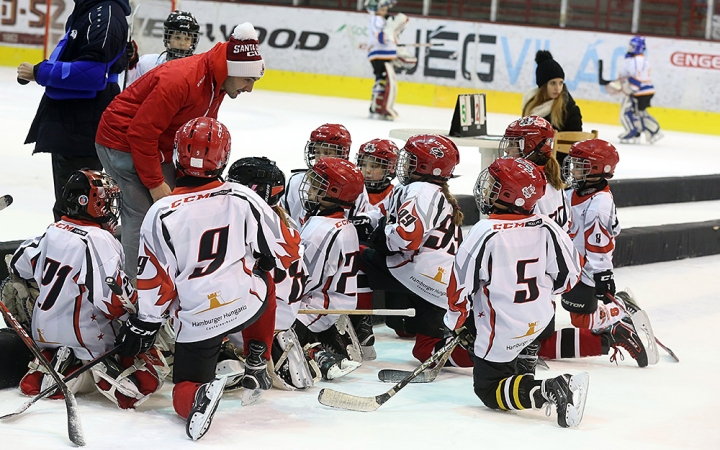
left=351, top=314, right=377, bottom=361
left=186, top=376, right=227, bottom=441
left=540, top=373, right=590, bottom=428
left=241, top=340, right=272, bottom=405
left=606, top=318, right=649, bottom=367
left=307, top=345, right=360, bottom=380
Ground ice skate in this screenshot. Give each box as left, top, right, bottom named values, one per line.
left=644, top=129, right=664, bottom=144
left=606, top=319, right=649, bottom=367
left=540, top=373, right=590, bottom=428
left=186, top=376, right=227, bottom=441
left=240, top=340, right=272, bottom=405
left=516, top=342, right=541, bottom=375
left=305, top=344, right=360, bottom=380
left=350, top=314, right=377, bottom=361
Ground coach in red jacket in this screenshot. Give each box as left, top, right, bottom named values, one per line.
left=95, top=22, right=265, bottom=283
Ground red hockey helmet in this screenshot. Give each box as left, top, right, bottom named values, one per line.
left=397, top=134, right=459, bottom=185
left=300, top=157, right=364, bottom=214
left=174, top=117, right=232, bottom=178
left=474, top=157, right=547, bottom=215
left=356, top=138, right=399, bottom=191
left=563, top=138, right=619, bottom=189
left=500, top=116, right=555, bottom=160
left=304, top=123, right=352, bottom=168
left=62, top=169, right=122, bottom=234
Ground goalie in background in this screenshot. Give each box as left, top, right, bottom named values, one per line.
left=608, top=36, right=662, bottom=144
left=120, top=10, right=200, bottom=88
left=365, top=0, right=414, bottom=121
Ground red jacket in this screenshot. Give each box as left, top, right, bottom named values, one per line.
left=96, top=42, right=229, bottom=190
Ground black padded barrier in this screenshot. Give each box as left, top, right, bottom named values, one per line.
left=609, top=174, right=720, bottom=207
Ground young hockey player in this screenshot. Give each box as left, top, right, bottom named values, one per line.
left=445, top=156, right=588, bottom=428
left=226, top=157, right=315, bottom=391
left=281, top=124, right=382, bottom=360
left=3, top=170, right=167, bottom=408
left=115, top=118, right=281, bottom=440
left=291, top=157, right=365, bottom=380
left=538, top=139, right=651, bottom=367
left=615, top=36, right=662, bottom=144
left=365, top=0, right=408, bottom=120
left=122, top=10, right=200, bottom=88
left=364, top=134, right=469, bottom=367
left=356, top=138, right=399, bottom=216
left=500, top=116, right=569, bottom=233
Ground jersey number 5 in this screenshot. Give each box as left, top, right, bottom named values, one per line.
left=514, top=258, right=539, bottom=304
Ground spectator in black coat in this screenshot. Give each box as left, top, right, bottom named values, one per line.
left=522, top=50, right=583, bottom=133
left=17, top=0, right=130, bottom=221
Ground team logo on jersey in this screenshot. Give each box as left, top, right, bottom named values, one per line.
left=35, top=329, right=61, bottom=344
left=511, top=322, right=540, bottom=339
left=421, top=267, right=447, bottom=285
left=194, top=291, right=239, bottom=315
left=429, top=147, right=444, bottom=159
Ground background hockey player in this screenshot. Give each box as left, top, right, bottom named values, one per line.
left=281, top=123, right=382, bottom=359
left=121, top=10, right=200, bottom=88
left=2, top=170, right=166, bottom=409
left=227, top=157, right=315, bottom=391
left=291, top=157, right=365, bottom=380
left=365, top=0, right=409, bottom=121
left=364, top=134, right=469, bottom=367
left=115, top=118, right=281, bottom=440
left=445, top=156, right=588, bottom=428
left=542, top=139, right=651, bottom=367
left=613, top=36, right=662, bottom=144
left=96, top=22, right=265, bottom=284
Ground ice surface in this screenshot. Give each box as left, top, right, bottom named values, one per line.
left=1, top=66, right=719, bottom=449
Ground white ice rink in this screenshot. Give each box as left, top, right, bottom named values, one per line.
left=1, top=65, right=720, bottom=449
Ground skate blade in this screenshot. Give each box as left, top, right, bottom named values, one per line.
left=629, top=310, right=660, bottom=365
left=241, top=388, right=263, bottom=406
left=566, top=372, right=590, bottom=428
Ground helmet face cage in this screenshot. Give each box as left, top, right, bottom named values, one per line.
left=396, top=148, right=418, bottom=186
left=563, top=156, right=592, bottom=189
left=63, top=170, right=122, bottom=234
left=174, top=118, right=232, bottom=178
left=163, top=11, right=200, bottom=60
left=304, top=142, right=349, bottom=168
left=499, top=136, right=525, bottom=158
left=299, top=170, right=329, bottom=214
left=357, top=153, right=394, bottom=190
left=474, top=169, right=501, bottom=215
left=227, top=157, right=285, bottom=206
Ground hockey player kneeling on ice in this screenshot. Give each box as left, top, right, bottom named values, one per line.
left=445, top=157, right=589, bottom=428
left=2, top=170, right=167, bottom=405
left=226, top=156, right=316, bottom=390
left=116, top=117, right=286, bottom=441
left=289, top=157, right=366, bottom=380
left=536, top=139, right=653, bottom=367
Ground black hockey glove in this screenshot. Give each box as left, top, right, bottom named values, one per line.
left=126, top=40, right=139, bottom=70
left=368, top=216, right=397, bottom=256
left=349, top=215, right=374, bottom=243
left=443, top=324, right=475, bottom=350
left=254, top=252, right=276, bottom=272
left=115, top=315, right=161, bottom=357
left=593, top=270, right=616, bottom=304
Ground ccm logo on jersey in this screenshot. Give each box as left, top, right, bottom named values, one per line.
left=670, top=52, right=720, bottom=70
left=233, top=43, right=261, bottom=57
left=334, top=219, right=350, bottom=228
left=492, top=218, right=541, bottom=230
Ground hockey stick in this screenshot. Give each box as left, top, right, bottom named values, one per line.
left=1, top=345, right=121, bottom=420
left=0, top=194, right=13, bottom=211
left=105, top=276, right=137, bottom=314
left=377, top=339, right=458, bottom=383
left=598, top=59, right=611, bottom=86
left=122, top=4, right=141, bottom=90
left=317, top=333, right=462, bottom=412
left=397, top=42, right=444, bottom=48
left=0, top=302, right=86, bottom=446
left=298, top=308, right=415, bottom=316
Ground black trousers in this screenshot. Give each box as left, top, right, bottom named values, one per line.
left=51, top=153, right=102, bottom=221
left=360, top=248, right=446, bottom=339
left=371, top=59, right=387, bottom=81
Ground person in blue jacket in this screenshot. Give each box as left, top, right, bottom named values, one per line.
left=17, top=0, right=130, bottom=221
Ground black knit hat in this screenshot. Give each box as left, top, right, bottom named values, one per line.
left=535, top=50, right=565, bottom=87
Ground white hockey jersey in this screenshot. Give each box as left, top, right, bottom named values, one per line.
left=10, top=219, right=133, bottom=360
left=445, top=213, right=581, bottom=363
left=282, top=169, right=383, bottom=227
left=383, top=182, right=463, bottom=309
left=368, top=184, right=395, bottom=216
left=118, top=53, right=166, bottom=89
left=367, top=14, right=397, bottom=61
left=534, top=182, right=570, bottom=232
left=272, top=216, right=307, bottom=331
left=297, top=212, right=360, bottom=333
left=567, top=186, right=621, bottom=286
left=136, top=180, right=286, bottom=343
left=619, top=54, right=654, bottom=97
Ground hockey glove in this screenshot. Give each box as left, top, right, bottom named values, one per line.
left=368, top=216, right=397, bottom=256
left=349, top=215, right=374, bottom=243
left=444, top=325, right=475, bottom=350
left=126, top=40, right=139, bottom=70
left=593, top=270, right=616, bottom=304
left=116, top=315, right=161, bottom=357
